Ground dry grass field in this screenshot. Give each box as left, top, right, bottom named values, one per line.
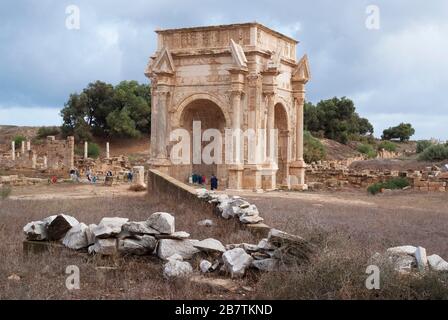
left=1, top=184, right=448, bottom=299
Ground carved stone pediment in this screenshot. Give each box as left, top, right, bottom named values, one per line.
left=229, top=39, right=248, bottom=70
left=145, top=47, right=176, bottom=78
left=292, top=54, right=311, bottom=83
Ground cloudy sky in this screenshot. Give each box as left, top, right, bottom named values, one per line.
left=0, top=0, right=447, bottom=139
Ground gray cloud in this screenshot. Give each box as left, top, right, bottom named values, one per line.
left=0, top=0, right=447, bottom=139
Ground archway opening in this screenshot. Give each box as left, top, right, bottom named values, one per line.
left=180, top=99, right=227, bottom=188
left=274, top=103, right=289, bottom=186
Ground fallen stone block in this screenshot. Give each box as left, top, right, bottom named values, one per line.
left=194, top=238, right=226, bottom=253
left=222, top=248, right=253, bottom=278
left=88, top=238, right=118, bottom=256
left=157, top=239, right=200, bottom=260
left=163, top=260, right=193, bottom=279
left=122, top=221, right=160, bottom=236
left=155, top=231, right=190, bottom=240
left=62, top=223, right=89, bottom=250
left=86, top=224, right=97, bottom=245
left=428, top=254, right=448, bottom=272
left=92, top=217, right=129, bottom=239
left=23, top=220, right=48, bottom=241
left=386, top=245, right=417, bottom=256
left=47, top=214, right=79, bottom=241
left=118, top=235, right=157, bottom=255
left=415, top=246, right=428, bottom=271
left=200, top=260, right=213, bottom=273
left=147, top=212, right=175, bottom=234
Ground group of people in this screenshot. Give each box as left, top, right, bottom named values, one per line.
left=189, top=173, right=219, bottom=190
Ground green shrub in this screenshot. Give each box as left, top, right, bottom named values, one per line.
left=74, top=142, right=100, bottom=159
left=367, top=177, right=410, bottom=195
left=357, top=143, right=377, bottom=158
left=418, top=144, right=448, bottom=161
left=416, top=140, right=434, bottom=154
left=377, top=141, right=397, bottom=152
left=88, top=143, right=100, bottom=159
left=1, top=185, right=12, bottom=199
left=13, top=135, right=26, bottom=146
left=37, top=126, right=60, bottom=139
left=304, top=131, right=326, bottom=163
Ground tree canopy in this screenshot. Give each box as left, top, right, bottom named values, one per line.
left=381, top=123, right=415, bottom=141
left=304, top=97, right=374, bottom=144
left=60, top=80, right=151, bottom=140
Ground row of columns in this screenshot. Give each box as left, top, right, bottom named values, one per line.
left=11, top=140, right=31, bottom=160
left=83, top=142, right=110, bottom=159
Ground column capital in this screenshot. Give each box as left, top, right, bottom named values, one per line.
left=230, top=89, right=244, bottom=97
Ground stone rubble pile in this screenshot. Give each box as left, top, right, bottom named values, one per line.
left=372, top=245, right=448, bottom=274
left=23, top=211, right=314, bottom=279
left=196, top=189, right=264, bottom=224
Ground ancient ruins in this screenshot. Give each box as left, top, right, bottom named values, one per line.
left=0, top=136, right=137, bottom=185
left=145, top=23, right=310, bottom=191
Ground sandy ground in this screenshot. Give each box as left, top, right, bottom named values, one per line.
left=8, top=183, right=143, bottom=200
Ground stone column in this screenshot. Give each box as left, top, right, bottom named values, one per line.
left=132, top=166, right=146, bottom=188
left=21, top=141, right=25, bottom=154
left=31, top=152, right=37, bottom=169
left=67, top=136, right=75, bottom=168
left=295, top=97, right=304, bottom=162
left=84, top=141, right=88, bottom=159
left=43, top=156, right=48, bottom=169
left=156, top=91, right=168, bottom=159
left=106, top=142, right=110, bottom=159
left=26, top=140, right=31, bottom=152
left=11, top=141, right=15, bottom=161
left=289, top=83, right=308, bottom=190
left=265, top=93, right=275, bottom=162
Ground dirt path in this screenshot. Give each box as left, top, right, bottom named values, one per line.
left=8, top=183, right=144, bottom=201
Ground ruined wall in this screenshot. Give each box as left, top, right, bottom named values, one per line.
left=0, top=136, right=74, bottom=173
left=45, top=136, right=74, bottom=170
left=306, top=159, right=448, bottom=192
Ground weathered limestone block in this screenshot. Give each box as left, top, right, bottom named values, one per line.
left=222, top=248, right=253, bottom=278
left=122, top=221, right=160, bottom=235
left=157, top=239, right=200, bottom=260
left=93, top=217, right=129, bottom=238
left=193, top=238, right=226, bottom=253
left=163, top=260, right=193, bottom=278
left=62, top=223, right=89, bottom=250
left=118, top=235, right=157, bottom=255
left=147, top=212, right=175, bottom=234
left=428, top=254, right=448, bottom=271
left=47, top=214, right=79, bottom=241
left=415, top=246, right=428, bottom=271
left=88, top=238, right=118, bottom=255
left=386, top=245, right=417, bottom=256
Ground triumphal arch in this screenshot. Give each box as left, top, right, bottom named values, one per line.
left=145, top=23, right=310, bottom=191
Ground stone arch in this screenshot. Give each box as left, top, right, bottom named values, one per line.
left=173, top=93, right=231, bottom=128
left=274, top=97, right=291, bottom=131
left=172, top=95, right=229, bottom=188
left=274, top=101, right=290, bottom=186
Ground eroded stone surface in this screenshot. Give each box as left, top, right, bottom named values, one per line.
left=47, top=214, right=79, bottom=241
left=163, top=260, right=193, bottom=278
left=147, top=212, right=175, bottom=234
left=93, top=217, right=129, bottom=238
left=157, top=239, right=200, bottom=260
left=222, top=248, right=253, bottom=278
left=62, top=223, right=89, bottom=250
left=194, top=238, right=226, bottom=253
